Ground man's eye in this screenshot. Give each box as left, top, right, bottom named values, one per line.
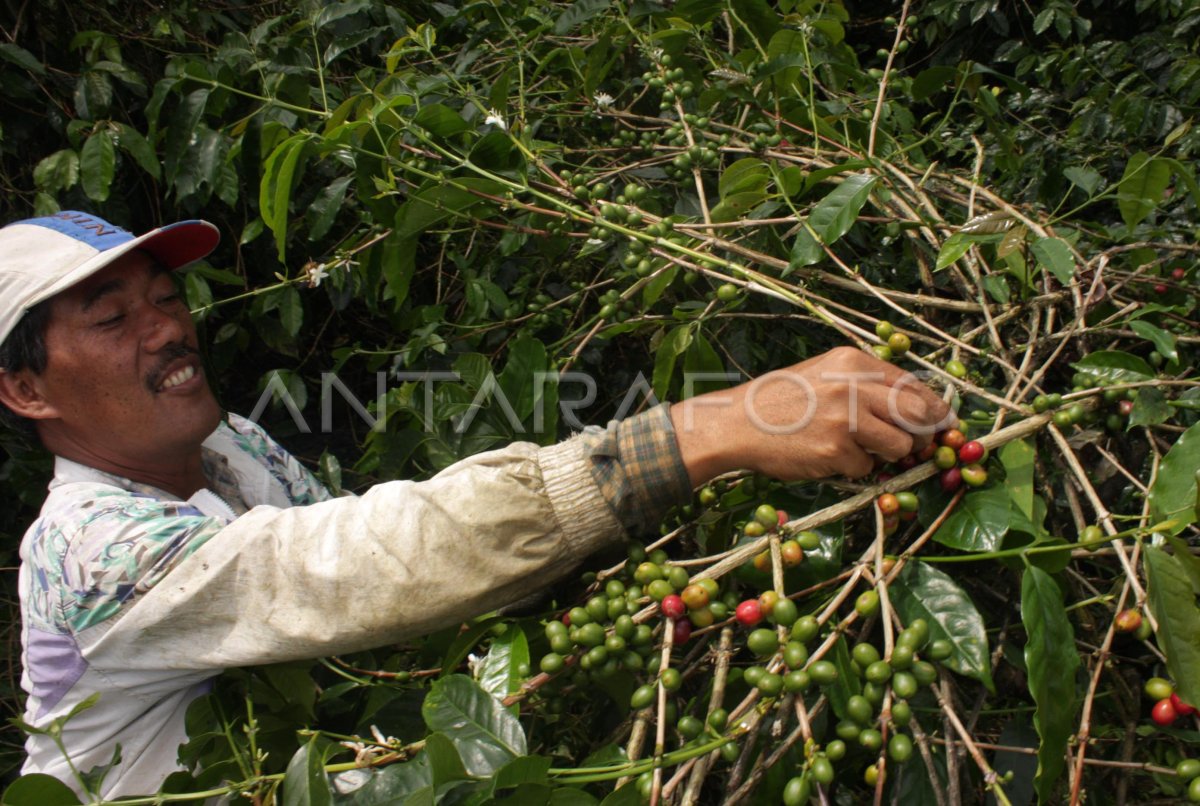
left=97, top=314, right=125, bottom=327
left=158, top=292, right=182, bottom=305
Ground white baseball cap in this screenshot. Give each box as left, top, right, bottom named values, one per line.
left=0, top=210, right=220, bottom=348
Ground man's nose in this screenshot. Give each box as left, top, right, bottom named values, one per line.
left=140, top=302, right=188, bottom=351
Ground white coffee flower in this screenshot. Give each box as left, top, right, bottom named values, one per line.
left=484, top=108, right=507, bottom=129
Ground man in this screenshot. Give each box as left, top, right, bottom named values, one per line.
left=0, top=210, right=952, bottom=798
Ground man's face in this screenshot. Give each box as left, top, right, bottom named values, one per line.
left=34, top=250, right=221, bottom=467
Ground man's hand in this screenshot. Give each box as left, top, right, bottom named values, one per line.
left=669, top=347, right=956, bottom=487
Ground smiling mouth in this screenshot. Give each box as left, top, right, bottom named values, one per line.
left=158, top=364, right=197, bottom=391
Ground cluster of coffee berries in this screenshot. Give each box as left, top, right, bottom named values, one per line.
left=931, top=427, right=988, bottom=492
left=595, top=287, right=636, bottom=322
left=872, top=320, right=911, bottom=361
left=540, top=588, right=654, bottom=681
left=739, top=503, right=823, bottom=573
left=1146, top=676, right=1197, bottom=727
left=778, top=618, right=955, bottom=802
left=875, top=491, right=918, bottom=536
left=1176, top=755, right=1200, bottom=803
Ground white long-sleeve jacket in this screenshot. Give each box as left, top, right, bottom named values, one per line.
left=18, top=410, right=688, bottom=798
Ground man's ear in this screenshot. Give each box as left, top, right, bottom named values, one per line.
left=0, top=367, right=59, bottom=420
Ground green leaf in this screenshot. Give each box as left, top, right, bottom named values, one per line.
left=412, top=104, right=471, bottom=139
left=1128, top=386, right=1171, bottom=428
left=422, top=675, right=527, bottom=777
left=32, top=149, right=80, bottom=193
left=719, top=158, right=770, bottom=198
left=424, top=732, right=468, bottom=787
left=550, top=786, right=600, bottom=805
left=1030, top=237, right=1075, bottom=285
left=0, top=43, right=46, bottom=74
left=681, top=332, right=727, bottom=397
left=1148, top=421, right=1200, bottom=533
left=1164, top=534, right=1200, bottom=596
left=1033, top=7, right=1055, bottom=34
left=1070, top=351, right=1155, bottom=385
left=1021, top=566, right=1079, bottom=805
left=498, top=334, right=549, bottom=422
left=1161, top=156, right=1200, bottom=208
left=788, top=226, right=824, bottom=269
left=935, top=233, right=974, bottom=270
left=395, top=179, right=503, bottom=239
left=789, top=173, right=876, bottom=268
left=1118, top=152, right=1171, bottom=229
left=1129, top=320, right=1178, bottom=364
left=491, top=755, right=552, bottom=793
left=476, top=623, right=530, bottom=714
left=554, top=0, right=612, bottom=35
left=641, top=265, right=678, bottom=307
left=891, top=561, right=995, bottom=692
left=1001, top=439, right=1036, bottom=520
left=376, top=231, right=415, bottom=307
left=709, top=191, right=766, bottom=223
left=319, top=450, right=342, bottom=495
left=259, top=133, right=311, bottom=263
left=279, top=285, right=303, bottom=337
left=1145, top=547, right=1200, bottom=709
left=184, top=272, right=213, bottom=314
left=163, top=88, right=209, bottom=183
left=1063, top=166, right=1101, bottom=195
left=598, top=781, right=644, bottom=806
left=808, top=173, right=877, bottom=244
left=439, top=616, right=506, bottom=679
left=2, top=774, right=82, bottom=805
left=80, top=129, right=115, bottom=202
left=282, top=735, right=333, bottom=806
left=932, top=487, right=1010, bottom=551
left=308, top=175, right=353, bottom=242
left=114, top=123, right=161, bottom=180
left=652, top=325, right=692, bottom=400
left=331, top=758, right=432, bottom=805
left=825, top=630, right=862, bottom=721
left=983, top=274, right=1011, bottom=305
left=911, top=65, right=958, bottom=101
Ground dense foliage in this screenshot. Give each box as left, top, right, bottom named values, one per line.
left=2, top=0, right=1199, bottom=803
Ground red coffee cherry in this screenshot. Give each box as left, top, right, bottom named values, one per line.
left=673, top=618, right=693, bottom=645
left=877, top=493, right=901, bottom=516
left=661, top=594, right=686, bottom=620
left=736, top=599, right=763, bottom=627
left=940, top=467, right=963, bottom=492
left=1114, top=609, right=1142, bottom=633
left=958, top=440, right=985, bottom=464
left=1152, top=697, right=1179, bottom=725
left=940, top=429, right=967, bottom=450
left=1172, top=692, right=1198, bottom=717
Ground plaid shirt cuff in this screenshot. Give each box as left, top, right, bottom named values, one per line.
left=576, top=403, right=692, bottom=535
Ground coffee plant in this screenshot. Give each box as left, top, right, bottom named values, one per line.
left=2, top=0, right=1200, bottom=803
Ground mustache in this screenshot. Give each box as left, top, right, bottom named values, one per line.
left=145, top=344, right=201, bottom=392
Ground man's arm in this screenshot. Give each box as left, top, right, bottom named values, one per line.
left=80, top=435, right=630, bottom=675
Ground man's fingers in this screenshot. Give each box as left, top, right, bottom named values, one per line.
left=834, top=443, right=877, bottom=479
left=853, top=415, right=916, bottom=463
left=891, top=373, right=955, bottom=426
left=861, top=384, right=947, bottom=441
